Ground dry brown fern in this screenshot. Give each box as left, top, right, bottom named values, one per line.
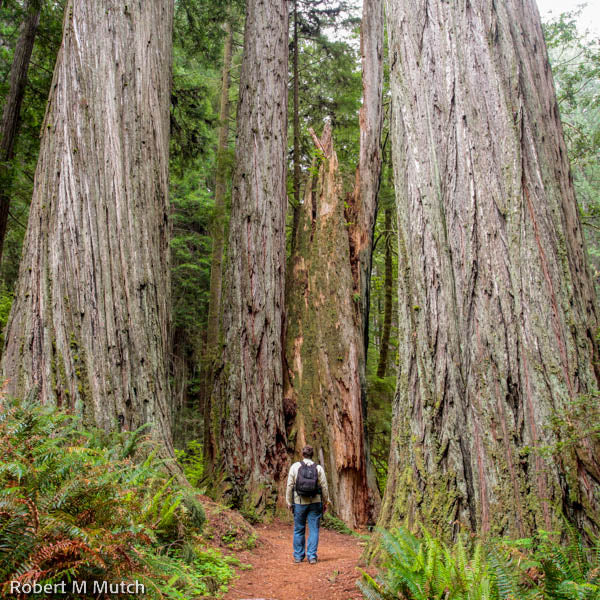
left=16, top=497, right=39, bottom=534
left=29, top=538, right=106, bottom=573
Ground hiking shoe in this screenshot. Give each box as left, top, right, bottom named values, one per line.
left=294, top=558, right=303, bottom=563
left=308, top=558, right=317, bottom=564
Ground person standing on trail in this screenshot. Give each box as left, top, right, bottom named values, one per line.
left=286, top=445, right=330, bottom=564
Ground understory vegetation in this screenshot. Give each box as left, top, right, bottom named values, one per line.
left=0, top=392, right=242, bottom=599
left=358, top=9, right=600, bottom=597
left=1, top=0, right=600, bottom=598
left=360, top=527, right=600, bottom=600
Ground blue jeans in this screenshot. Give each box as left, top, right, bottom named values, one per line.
left=293, top=502, right=322, bottom=561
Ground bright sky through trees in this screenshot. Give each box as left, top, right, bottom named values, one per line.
left=536, top=0, right=600, bottom=35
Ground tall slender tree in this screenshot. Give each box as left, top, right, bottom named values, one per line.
left=1, top=0, right=176, bottom=456
left=209, top=0, right=290, bottom=511
left=290, top=0, right=301, bottom=255
left=346, top=0, right=385, bottom=520
left=380, top=0, right=600, bottom=538
left=0, top=0, right=42, bottom=265
left=203, top=20, right=234, bottom=468
left=376, top=204, right=393, bottom=379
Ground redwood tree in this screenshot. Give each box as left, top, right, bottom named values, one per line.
left=209, top=0, right=289, bottom=511
left=203, top=20, right=234, bottom=468
left=1, top=0, right=176, bottom=456
left=0, top=0, right=42, bottom=265
left=284, top=0, right=384, bottom=527
left=380, top=0, right=600, bottom=538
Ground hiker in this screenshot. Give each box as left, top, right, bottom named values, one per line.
left=286, top=445, right=330, bottom=564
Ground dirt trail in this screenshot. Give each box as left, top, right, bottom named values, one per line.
left=224, top=520, right=369, bottom=600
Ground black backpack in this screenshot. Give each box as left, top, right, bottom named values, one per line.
left=295, top=461, right=320, bottom=497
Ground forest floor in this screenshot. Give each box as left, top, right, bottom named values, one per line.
left=223, top=519, right=371, bottom=600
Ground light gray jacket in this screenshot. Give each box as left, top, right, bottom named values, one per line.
left=286, top=459, right=330, bottom=506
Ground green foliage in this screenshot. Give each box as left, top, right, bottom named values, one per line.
left=169, top=166, right=216, bottom=445
left=362, top=526, right=600, bottom=600
left=168, top=2, right=243, bottom=446
left=0, top=285, right=13, bottom=347
left=360, top=527, right=501, bottom=600
left=171, top=46, right=218, bottom=170
left=365, top=373, right=395, bottom=493
left=134, top=547, right=239, bottom=599
left=537, top=526, right=600, bottom=599
left=542, top=10, right=600, bottom=287
left=287, top=1, right=362, bottom=221
left=173, top=0, right=242, bottom=63
left=0, top=394, right=235, bottom=598
left=367, top=157, right=398, bottom=494
left=174, top=439, right=205, bottom=488
left=295, top=0, right=359, bottom=39
left=323, top=512, right=361, bottom=537
left=238, top=506, right=262, bottom=526
left=543, top=10, right=600, bottom=169
left=170, top=172, right=214, bottom=341
left=0, top=0, right=65, bottom=291
left=169, top=1, right=223, bottom=348
left=291, top=32, right=362, bottom=182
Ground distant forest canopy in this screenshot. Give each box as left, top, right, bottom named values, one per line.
left=0, top=0, right=599, bottom=543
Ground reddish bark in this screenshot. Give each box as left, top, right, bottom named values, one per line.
left=379, top=0, right=600, bottom=538
left=1, top=0, right=176, bottom=457
left=210, top=0, right=290, bottom=511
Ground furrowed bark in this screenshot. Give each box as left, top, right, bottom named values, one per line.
left=203, top=20, right=233, bottom=469
left=380, top=0, right=600, bottom=539
left=0, top=0, right=42, bottom=265
left=210, top=0, right=289, bottom=512
left=1, top=0, right=176, bottom=458
left=284, top=0, right=385, bottom=527
left=285, top=125, right=374, bottom=528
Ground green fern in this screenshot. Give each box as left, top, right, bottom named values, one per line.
left=362, top=526, right=554, bottom=600
left=538, top=525, right=600, bottom=599
left=0, top=393, right=229, bottom=599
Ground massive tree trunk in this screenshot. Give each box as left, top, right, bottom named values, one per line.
left=1, top=0, right=176, bottom=457
left=285, top=125, right=375, bottom=528
left=284, top=0, right=384, bottom=527
left=203, top=21, right=234, bottom=468
left=380, top=0, right=600, bottom=539
left=209, top=0, right=289, bottom=512
left=0, top=0, right=42, bottom=265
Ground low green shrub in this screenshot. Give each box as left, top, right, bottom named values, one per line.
left=0, top=393, right=234, bottom=598
left=0, top=287, right=13, bottom=348
left=323, top=512, right=356, bottom=535
left=174, top=439, right=204, bottom=488
left=135, top=547, right=239, bottom=599
left=239, top=506, right=262, bottom=525
left=359, top=526, right=600, bottom=600
left=359, top=527, right=501, bottom=600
